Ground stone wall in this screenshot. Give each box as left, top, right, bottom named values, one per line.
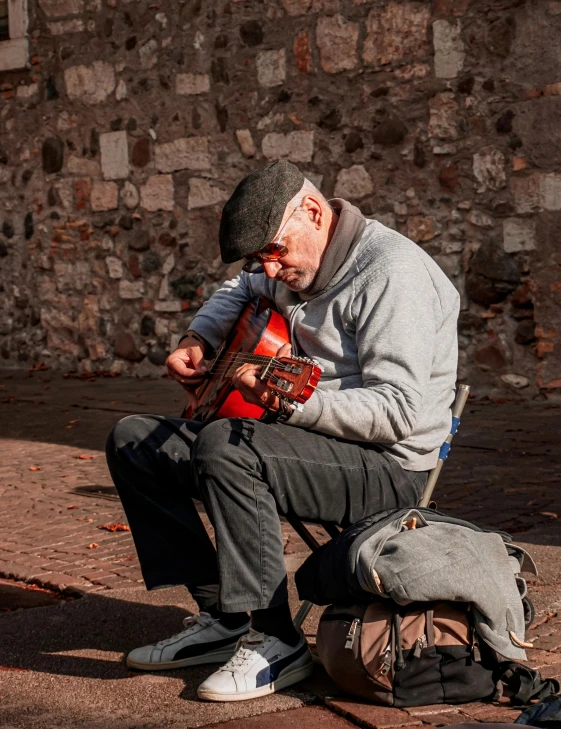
left=0, top=0, right=560, bottom=398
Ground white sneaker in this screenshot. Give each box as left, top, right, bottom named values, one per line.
left=197, top=629, right=313, bottom=702
left=126, top=612, right=250, bottom=671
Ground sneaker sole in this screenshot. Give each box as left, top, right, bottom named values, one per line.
left=197, top=659, right=314, bottom=702
left=127, top=644, right=239, bottom=671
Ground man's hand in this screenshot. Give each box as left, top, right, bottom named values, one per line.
left=166, top=335, right=208, bottom=411
left=232, top=343, right=292, bottom=412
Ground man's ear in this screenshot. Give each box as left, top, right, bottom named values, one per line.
left=302, top=194, right=323, bottom=229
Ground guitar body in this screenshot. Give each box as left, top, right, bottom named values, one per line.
left=184, top=298, right=319, bottom=423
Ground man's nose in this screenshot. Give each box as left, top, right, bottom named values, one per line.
left=262, top=260, right=282, bottom=278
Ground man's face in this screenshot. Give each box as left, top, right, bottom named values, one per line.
left=246, top=203, right=325, bottom=292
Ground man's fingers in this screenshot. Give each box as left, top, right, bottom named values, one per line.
left=276, top=342, right=292, bottom=358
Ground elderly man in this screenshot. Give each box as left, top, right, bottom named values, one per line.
left=106, top=160, right=460, bottom=702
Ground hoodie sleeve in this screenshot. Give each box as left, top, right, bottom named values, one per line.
left=188, top=272, right=273, bottom=349
left=288, top=255, right=442, bottom=444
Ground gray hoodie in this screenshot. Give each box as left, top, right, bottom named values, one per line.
left=190, top=207, right=460, bottom=472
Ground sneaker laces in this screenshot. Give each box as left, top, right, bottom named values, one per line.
left=221, top=629, right=268, bottom=671
left=154, top=611, right=218, bottom=648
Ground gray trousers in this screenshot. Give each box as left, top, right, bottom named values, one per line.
left=105, top=415, right=427, bottom=613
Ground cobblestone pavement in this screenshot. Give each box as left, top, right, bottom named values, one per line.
left=1, top=369, right=561, bottom=728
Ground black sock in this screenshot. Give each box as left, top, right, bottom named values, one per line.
left=251, top=602, right=300, bottom=647
left=206, top=604, right=250, bottom=631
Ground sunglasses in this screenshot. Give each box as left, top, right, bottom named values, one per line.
left=242, top=242, right=289, bottom=273
left=242, top=205, right=303, bottom=274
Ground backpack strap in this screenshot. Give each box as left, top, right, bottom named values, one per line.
left=493, top=661, right=560, bottom=706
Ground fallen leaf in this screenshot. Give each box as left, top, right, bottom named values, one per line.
left=67, top=505, right=77, bottom=510
left=28, top=362, right=48, bottom=372
left=97, top=522, right=130, bottom=532
left=74, top=454, right=94, bottom=460
left=87, top=543, right=98, bottom=549
left=538, top=511, right=558, bottom=519
left=86, top=518, right=94, bottom=523
left=29, top=466, right=41, bottom=471
left=68, top=419, right=79, bottom=425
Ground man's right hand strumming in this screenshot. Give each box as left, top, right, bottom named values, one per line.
left=165, top=332, right=208, bottom=411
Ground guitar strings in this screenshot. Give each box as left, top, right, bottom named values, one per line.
left=206, top=354, right=284, bottom=376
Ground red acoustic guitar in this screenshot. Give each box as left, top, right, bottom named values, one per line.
left=183, top=298, right=322, bottom=423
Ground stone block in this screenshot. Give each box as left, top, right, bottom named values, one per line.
left=473, top=146, right=506, bottom=192
left=280, top=0, right=312, bottom=14
left=42, top=137, right=64, bottom=174
left=119, top=280, right=145, bottom=299
left=294, top=29, right=312, bottom=73
left=121, top=181, right=139, bottom=210
left=105, top=256, right=123, bottom=279
left=235, top=129, right=256, bottom=158
left=512, top=173, right=561, bottom=213
left=139, top=38, right=158, bottom=69
left=140, top=175, right=174, bottom=212
left=316, top=15, right=359, bottom=74
left=154, top=137, right=210, bottom=173
left=502, top=373, right=529, bottom=388
left=67, top=155, right=101, bottom=177
left=188, top=178, right=228, bottom=209
left=91, top=181, right=119, bottom=211
left=39, top=0, right=83, bottom=16
left=407, top=216, right=436, bottom=242
left=176, top=73, right=210, bottom=95
left=540, top=173, right=561, bottom=211
left=433, top=19, right=465, bottom=78
left=333, top=165, right=373, bottom=199
left=115, top=79, right=127, bottom=101
left=256, top=49, right=286, bottom=88
left=363, top=2, right=430, bottom=68
left=262, top=131, right=314, bottom=162
left=154, top=300, right=182, bottom=312
left=428, top=92, right=459, bottom=140
left=503, top=218, right=537, bottom=253
left=47, top=18, right=85, bottom=34
left=64, top=61, right=116, bottom=104
left=100, top=130, right=129, bottom=180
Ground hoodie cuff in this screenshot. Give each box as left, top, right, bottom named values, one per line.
left=286, top=389, right=324, bottom=429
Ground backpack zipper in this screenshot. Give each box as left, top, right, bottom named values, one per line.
left=413, top=634, right=428, bottom=658
left=344, top=618, right=361, bottom=650
left=379, top=642, right=393, bottom=675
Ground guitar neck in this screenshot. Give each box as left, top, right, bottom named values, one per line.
left=211, top=352, right=279, bottom=380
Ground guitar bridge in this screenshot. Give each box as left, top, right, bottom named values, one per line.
left=275, top=378, right=294, bottom=392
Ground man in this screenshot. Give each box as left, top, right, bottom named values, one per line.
left=106, top=160, right=460, bottom=702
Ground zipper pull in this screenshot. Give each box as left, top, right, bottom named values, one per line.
left=380, top=644, right=392, bottom=675
left=345, top=618, right=361, bottom=650
left=413, top=635, right=427, bottom=659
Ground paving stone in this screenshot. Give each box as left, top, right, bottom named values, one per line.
left=207, top=706, right=356, bottom=728
left=327, top=697, right=422, bottom=728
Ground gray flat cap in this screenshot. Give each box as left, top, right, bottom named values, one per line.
left=219, top=160, right=305, bottom=264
